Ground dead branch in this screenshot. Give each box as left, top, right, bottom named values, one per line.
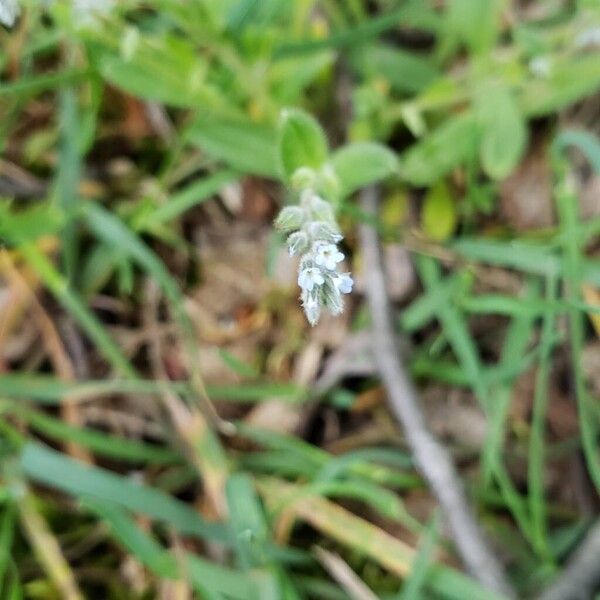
left=359, top=185, right=514, bottom=598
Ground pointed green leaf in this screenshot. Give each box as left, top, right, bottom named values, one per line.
left=400, top=114, right=478, bottom=186
left=188, top=116, right=278, bottom=178
left=476, top=81, right=527, bottom=180
left=330, top=142, right=398, bottom=197
left=278, top=108, right=329, bottom=180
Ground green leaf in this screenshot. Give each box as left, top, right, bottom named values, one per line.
left=442, top=0, right=502, bottom=56
left=0, top=374, right=306, bottom=405
left=0, top=505, right=16, bottom=599
left=452, top=238, right=560, bottom=276
left=278, top=108, right=329, bottom=180
left=188, top=116, right=278, bottom=178
left=218, top=349, right=259, bottom=378
left=86, top=500, right=269, bottom=600
left=136, top=170, right=239, bottom=232
left=9, top=404, right=179, bottom=465
left=93, top=36, right=209, bottom=108
left=475, top=81, right=527, bottom=180
left=350, top=44, right=440, bottom=95
left=274, top=3, right=441, bottom=59
left=399, top=514, right=440, bottom=600
left=0, top=202, right=63, bottom=245
left=198, top=0, right=240, bottom=30
left=421, top=180, right=457, bottom=241
left=400, top=114, right=478, bottom=186
left=553, top=130, right=600, bottom=174
left=20, top=442, right=229, bottom=542
left=270, top=52, right=334, bottom=105
left=85, top=501, right=180, bottom=579
left=330, top=142, right=398, bottom=197
left=0, top=69, right=90, bottom=99
left=226, top=474, right=270, bottom=569
left=519, top=55, right=600, bottom=118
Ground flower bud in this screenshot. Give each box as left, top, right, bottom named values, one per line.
left=308, top=195, right=335, bottom=224
left=306, top=221, right=342, bottom=244
left=274, top=206, right=305, bottom=233
left=301, top=289, right=321, bottom=326
left=287, top=231, right=309, bottom=256
left=322, top=277, right=344, bottom=316
left=318, top=165, right=341, bottom=203
left=291, top=167, right=317, bottom=191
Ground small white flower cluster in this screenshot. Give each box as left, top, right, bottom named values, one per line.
left=275, top=187, right=353, bottom=326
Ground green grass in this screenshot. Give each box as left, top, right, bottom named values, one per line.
left=1, top=0, right=600, bottom=598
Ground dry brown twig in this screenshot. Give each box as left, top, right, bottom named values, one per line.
left=143, top=279, right=229, bottom=519
left=359, top=185, right=515, bottom=598
left=0, top=250, right=92, bottom=463
left=313, top=546, right=379, bottom=600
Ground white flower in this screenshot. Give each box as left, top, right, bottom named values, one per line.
left=314, top=242, right=344, bottom=270
left=298, top=267, right=324, bottom=291
left=0, top=0, right=19, bottom=27
left=335, top=273, right=354, bottom=294
left=273, top=179, right=352, bottom=326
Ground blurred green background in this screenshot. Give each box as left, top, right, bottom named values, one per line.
left=1, top=1, right=600, bottom=598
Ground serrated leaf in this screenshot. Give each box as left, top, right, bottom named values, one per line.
left=476, top=81, right=527, bottom=180
left=330, top=142, right=398, bottom=197
left=278, top=108, right=329, bottom=180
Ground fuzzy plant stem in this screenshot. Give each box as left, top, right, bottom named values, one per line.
left=359, top=185, right=515, bottom=598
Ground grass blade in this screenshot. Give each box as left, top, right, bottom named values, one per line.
left=528, top=276, right=559, bottom=559
left=258, top=478, right=506, bottom=600
left=20, top=442, right=229, bottom=543
left=86, top=500, right=269, bottom=599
